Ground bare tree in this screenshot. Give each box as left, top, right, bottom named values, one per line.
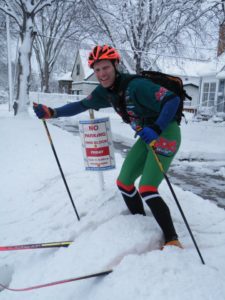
left=214, top=0, right=225, bottom=56
left=84, top=0, right=221, bottom=73
left=33, top=0, right=85, bottom=93
left=0, top=0, right=55, bottom=115
left=0, top=12, right=6, bottom=59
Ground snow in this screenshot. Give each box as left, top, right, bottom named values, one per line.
left=57, top=72, right=73, bottom=81
left=183, top=78, right=200, bottom=87
left=160, top=57, right=216, bottom=77
left=216, top=71, right=225, bottom=79
left=0, top=103, right=225, bottom=299
left=79, top=50, right=94, bottom=79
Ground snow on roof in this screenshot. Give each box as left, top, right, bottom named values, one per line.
left=159, top=58, right=216, bottom=77
left=57, top=72, right=73, bottom=81
left=175, top=51, right=225, bottom=77
left=181, top=76, right=200, bottom=87
left=79, top=49, right=94, bottom=79
left=183, top=81, right=199, bottom=87
left=216, top=71, right=225, bottom=79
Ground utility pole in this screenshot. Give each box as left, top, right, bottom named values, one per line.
left=6, top=15, right=13, bottom=112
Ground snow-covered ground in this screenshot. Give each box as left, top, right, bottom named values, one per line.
left=0, top=103, right=225, bottom=300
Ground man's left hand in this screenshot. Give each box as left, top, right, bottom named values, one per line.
left=137, top=126, right=159, bottom=144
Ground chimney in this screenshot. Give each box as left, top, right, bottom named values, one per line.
left=217, top=23, right=225, bottom=56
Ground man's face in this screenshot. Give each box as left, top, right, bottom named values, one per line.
left=93, top=60, right=117, bottom=88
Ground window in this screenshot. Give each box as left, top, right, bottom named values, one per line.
left=217, top=79, right=225, bottom=112
left=202, top=82, right=216, bottom=107
left=76, top=64, right=80, bottom=75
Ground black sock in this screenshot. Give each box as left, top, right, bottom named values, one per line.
left=142, top=191, right=178, bottom=242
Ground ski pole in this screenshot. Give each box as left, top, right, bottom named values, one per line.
left=42, top=119, right=80, bottom=221
left=149, top=140, right=205, bottom=265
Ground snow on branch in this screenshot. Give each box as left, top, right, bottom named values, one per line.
left=0, top=1, right=21, bottom=26
left=27, top=0, right=55, bottom=15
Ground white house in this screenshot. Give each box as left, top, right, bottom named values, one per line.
left=160, top=55, right=225, bottom=117
left=183, top=79, right=199, bottom=108
left=159, top=59, right=202, bottom=111
left=197, top=52, right=225, bottom=117
left=71, top=49, right=98, bottom=96
left=57, top=72, right=73, bottom=94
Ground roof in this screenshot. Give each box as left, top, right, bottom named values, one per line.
left=185, top=52, right=225, bottom=77
left=57, top=72, right=73, bottom=81
left=216, top=71, right=225, bottom=79
left=183, top=82, right=199, bottom=87
left=79, top=49, right=94, bottom=79
left=182, top=77, right=200, bottom=87
left=158, top=58, right=213, bottom=77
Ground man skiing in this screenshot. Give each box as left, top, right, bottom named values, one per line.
left=33, top=45, right=183, bottom=249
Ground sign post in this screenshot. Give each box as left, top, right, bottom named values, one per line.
left=79, top=115, right=116, bottom=190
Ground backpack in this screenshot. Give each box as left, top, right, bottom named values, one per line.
left=115, top=70, right=192, bottom=125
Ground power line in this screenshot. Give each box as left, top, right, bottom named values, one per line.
left=0, top=27, right=220, bottom=62
left=0, top=25, right=219, bottom=51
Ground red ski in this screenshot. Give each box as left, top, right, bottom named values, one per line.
left=0, top=270, right=113, bottom=292
left=0, top=241, right=72, bottom=251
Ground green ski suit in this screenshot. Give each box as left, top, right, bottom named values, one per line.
left=54, top=73, right=181, bottom=243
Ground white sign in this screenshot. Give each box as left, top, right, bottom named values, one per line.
left=79, top=118, right=116, bottom=171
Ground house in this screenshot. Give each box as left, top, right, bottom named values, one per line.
left=159, top=59, right=202, bottom=112
left=183, top=79, right=200, bottom=113
left=58, top=72, right=73, bottom=94
left=197, top=53, right=225, bottom=117
left=196, top=23, right=225, bottom=118
left=183, top=80, right=199, bottom=105
left=159, top=53, right=225, bottom=117
left=71, top=49, right=98, bottom=95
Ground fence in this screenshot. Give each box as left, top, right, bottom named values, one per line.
left=29, top=92, right=86, bottom=107
left=29, top=91, right=225, bottom=121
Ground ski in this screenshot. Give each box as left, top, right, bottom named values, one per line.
left=0, top=270, right=113, bottom=292
left=0, top=241, right=72, bottom=251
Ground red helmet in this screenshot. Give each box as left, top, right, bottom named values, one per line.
left=88, top=45, right=120, bottom=68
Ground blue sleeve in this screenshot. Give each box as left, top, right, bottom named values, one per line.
left=55, top=101, right=88, bottom=117
left=155, top=96, right=180, bottom=131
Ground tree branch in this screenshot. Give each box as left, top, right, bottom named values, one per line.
left=0, top=3, right=21, bottom=27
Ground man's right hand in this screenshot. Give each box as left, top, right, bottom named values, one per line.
left=33, top=102, right=55, bottom=119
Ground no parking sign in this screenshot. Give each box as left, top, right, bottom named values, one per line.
left=79, top=117, right=116, bottom=171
